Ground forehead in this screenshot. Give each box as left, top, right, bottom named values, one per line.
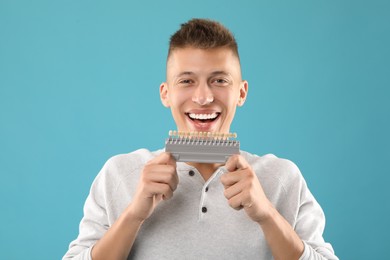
left=167, top=47, right=241, bottom=78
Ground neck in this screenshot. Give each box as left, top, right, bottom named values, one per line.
left=187, top=162, right=223, bottom=181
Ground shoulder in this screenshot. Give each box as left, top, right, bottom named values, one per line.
left=240, top=150, right=303, bottom=188
left=105, top=148, right=163, bottom=171
left=94, top=148, right=163, bottom=186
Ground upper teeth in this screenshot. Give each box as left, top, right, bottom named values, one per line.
left=188, top=113, right=218, bottom=120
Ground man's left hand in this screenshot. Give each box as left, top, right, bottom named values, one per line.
left=221, top=154, right=273, bottom=223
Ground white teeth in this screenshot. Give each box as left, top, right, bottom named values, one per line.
left=188, top=113, right=218, bottom=120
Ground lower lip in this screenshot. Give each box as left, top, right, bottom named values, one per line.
left=186, top=115, right=219, bottom=132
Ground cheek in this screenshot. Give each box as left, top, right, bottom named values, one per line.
left=168, top=89, right=190, bottom=109
left=217, top=90, right=239, bottom=110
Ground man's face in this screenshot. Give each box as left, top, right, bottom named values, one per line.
left=160, top=47, right=248, bottom=134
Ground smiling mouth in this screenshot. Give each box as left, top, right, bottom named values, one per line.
left=186, top=112, right=220, bottom=123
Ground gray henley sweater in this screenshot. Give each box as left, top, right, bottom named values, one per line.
left=63, top=149, right=338, bottom=259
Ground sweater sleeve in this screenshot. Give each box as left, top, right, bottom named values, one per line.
left=299, top=241, right=338, bottom=260
left=290, top=163, right=339, bottom=260
left=62, top=161, right=112, bottom=260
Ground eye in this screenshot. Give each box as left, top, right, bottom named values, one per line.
left=215, top=79, right=227, bottom=83
left=178, top=79, right=194, bottom=85
left=211, top=78, right=229, bottom=86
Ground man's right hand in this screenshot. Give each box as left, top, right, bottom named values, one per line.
left=128, top=152, right=178, bottom=222
left=91, top=153, right=178, bottom=260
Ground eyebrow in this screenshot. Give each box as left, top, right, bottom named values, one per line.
left=209, top=71, right=232, bottom=77
left=176, top=71, right=195, bottom=77
left=175, top=71, right=232, bottom=78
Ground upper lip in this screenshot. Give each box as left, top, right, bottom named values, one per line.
left=185, top=109, right=220, bottom=114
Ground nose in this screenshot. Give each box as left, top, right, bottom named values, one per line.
left=192, top=83, right=214, bottom=105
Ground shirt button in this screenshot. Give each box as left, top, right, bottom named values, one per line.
left=202, top=206, right=207, bottom=213
left=205, top=187, right=209, bottom=192
left=189, top=170, right=195, bottom=176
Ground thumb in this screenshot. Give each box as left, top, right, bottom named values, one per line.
left=225, top=154, right=248, bottom=172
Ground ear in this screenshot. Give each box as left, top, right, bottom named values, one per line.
left=237, top=80, right=248, bottom=107
left=160, top=82, right=170, bottom=107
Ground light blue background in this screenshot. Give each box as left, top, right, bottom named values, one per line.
left=1, top=0, right=389, bottom=259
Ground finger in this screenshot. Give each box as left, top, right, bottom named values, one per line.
left=225, top=154, right=249, bottom=172
left=165, top=153, right=177, bottom=167
left=147, top=152, right=177, bottom=166
left=220, top=168, right=247, bottom=188
left=227, top=193, right=245, bottom=211
left=143, top=164, right=179, bottom=191
left=145, top=182, right=174, bottom=200
left=227, top=191, right=253, bottom=211
left=155, top=194, right=163, bottom=203
left=223, top=180, right=243, bottom=200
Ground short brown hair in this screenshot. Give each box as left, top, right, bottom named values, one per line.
left=168, top=18, right=239, bottom=60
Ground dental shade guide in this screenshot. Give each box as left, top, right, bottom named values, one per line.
left=165, top=130, right=240, bottom=163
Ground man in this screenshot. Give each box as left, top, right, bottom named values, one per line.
left=63, top=19, right=338, bottom=260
